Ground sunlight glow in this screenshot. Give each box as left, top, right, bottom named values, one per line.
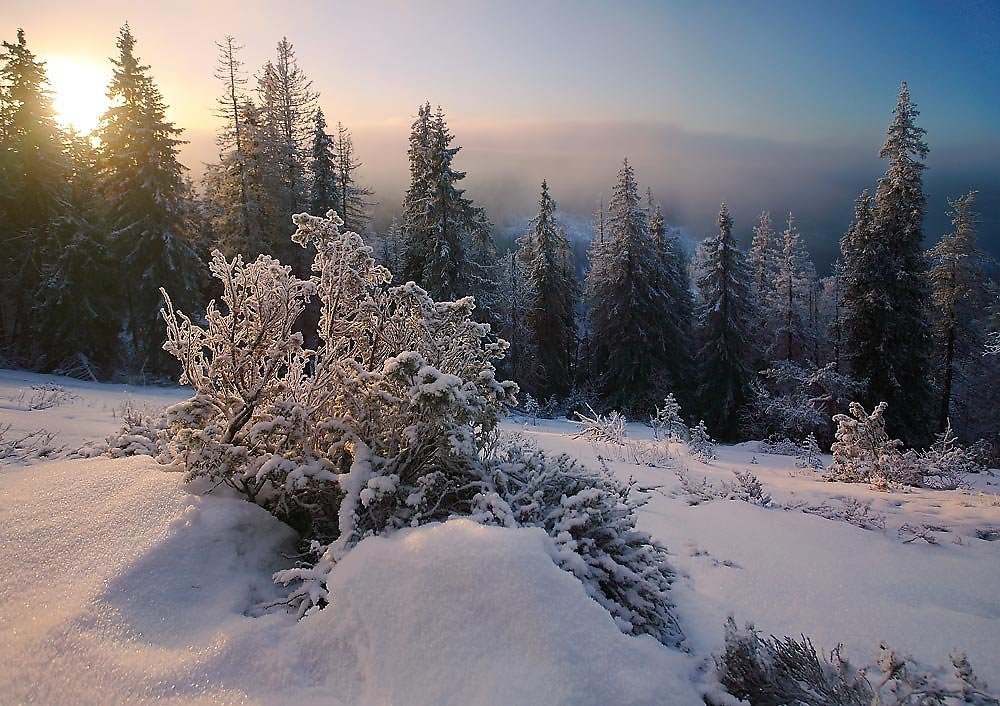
left=46, top=56, right=111, bottom=134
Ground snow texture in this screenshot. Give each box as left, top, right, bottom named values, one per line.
left=3, top=370, right=999, bottom=702
left=0, top=453, right=698, bottom=705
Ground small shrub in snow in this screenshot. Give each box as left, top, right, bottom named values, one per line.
left=572, top=404, right=673, bottom=466
left=795, top=433, right=825, bottom=470
left=919, top=421, right=982, bottom=490
left=0, top=424, right=62, bottom=463
left=674, top=469, right=719, bottom=505
left=571, top=404, right=627, bottom=446
left=721, top=470, right=772, bottom=507
left=78, top=400, right=172, bottom=461
left=801, top=498, right=886, bottom=531
left=651, top=393, right=687, bottom=442
left=974, top=526, right=1000, bottom=541
left=9, top=384, right=77, bottom=411
left=828, top=402, right=900, bottom=484
left=897, top=523, right=942, bottom=545
left=689, top=420, right=715, bottom=461
left=711, top=617, right=1000, bottom=706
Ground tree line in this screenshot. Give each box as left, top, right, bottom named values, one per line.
left=1, top=27, right=996, bottom=450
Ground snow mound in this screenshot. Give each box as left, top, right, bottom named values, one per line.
left=304, top=519, right=700, bottom=705
left=0, top=455, right=698, bottom=705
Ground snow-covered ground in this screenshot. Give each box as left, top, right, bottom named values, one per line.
left=519, top=418, right=1000, bottom=685
left=2, top=369, right=999, bottom=704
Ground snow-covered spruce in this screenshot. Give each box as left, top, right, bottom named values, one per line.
left=689, top=419, right=716, bottom=461
left=651, top=393, right=687, bottom=443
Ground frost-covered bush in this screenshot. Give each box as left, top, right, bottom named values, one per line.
left=571, top=404, right=627, bottom=446
left=278, top=437, right=686, bottom=646
left=8, top=383, right=78, bottom=411
left=711, top=617, right=999, bottom=706
left=571, top=404, right=673, bottom=466
left=651, top=393, right=687, bottom=442
left=801, top=498, right=886, bottom=531
left=488, top=442, right=684, bottom=646
left=796, top=433, right=825, bottom=470
left=0, top=424, right=62, bottom=463
left=162, top=212, right=686, bottom=646
left=160, top=211, right=516, bottom=542
left=689, top=420, right=715, bottom=461
left=828, top=402, right=907, bottom=485
left=674, top=469, right=719, bottom=505
left=829, top=403, right=981, bottom=490
left=712, top=617, right=873, bottom=706
left=920, top=421, right=983, bottom=490
left=77, top=400, right=171, bottom=461
left=721, top=470, right=772, bottom=507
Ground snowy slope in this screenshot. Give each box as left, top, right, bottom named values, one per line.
left=2, top=371, right=999, bottom=703
left=517, top=417, right=1000, bottom=686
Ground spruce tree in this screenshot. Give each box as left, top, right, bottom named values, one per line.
left=748, top=210, right=777, bottom=309
left=586, top=159, right=673, bottom=415
left=205, top=36, right=267, bottom=256
left=747, top=210, right=777, bottom=368
left=495, top=249, right=533, bottom=386
left=309, top=108, right=339, bottom=217
left=518, top=180, right=579, bottom=398
left=647, top=190, right=695, bottom=407
left=843, top=83, right=934, bottom=444
left=0, top=29, right=69, bottom=361
left=928, top=191, right=990, bottom=430
left=694, top=203, right=753, bottom=440
left=769, top=212, right=816, bottom=364
left=377, top=217, right=404, bottom=282
left=97, top=24, right=202, bottom=375
left=256, top=37, right=317, bottom=260
left=400, top=104, right=494, bottom=304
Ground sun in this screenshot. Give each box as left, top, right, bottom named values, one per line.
left=45, top=56, right=111, bottom=135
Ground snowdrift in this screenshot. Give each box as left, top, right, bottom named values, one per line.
left=0, top=456, right=698, bottom=705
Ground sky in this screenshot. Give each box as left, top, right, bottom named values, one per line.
left=5, top=0, right=999, bottom=269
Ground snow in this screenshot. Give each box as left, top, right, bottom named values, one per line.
left=518, top=416, right=1000, bottom=686
left=0, top=454, right=699, bottom=705
left=0, top=368, right=187, bottom=452
left=3, top=371, right=999, bottom=702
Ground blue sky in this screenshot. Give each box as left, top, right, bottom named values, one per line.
left=5, top=0, right=999, bottom=266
